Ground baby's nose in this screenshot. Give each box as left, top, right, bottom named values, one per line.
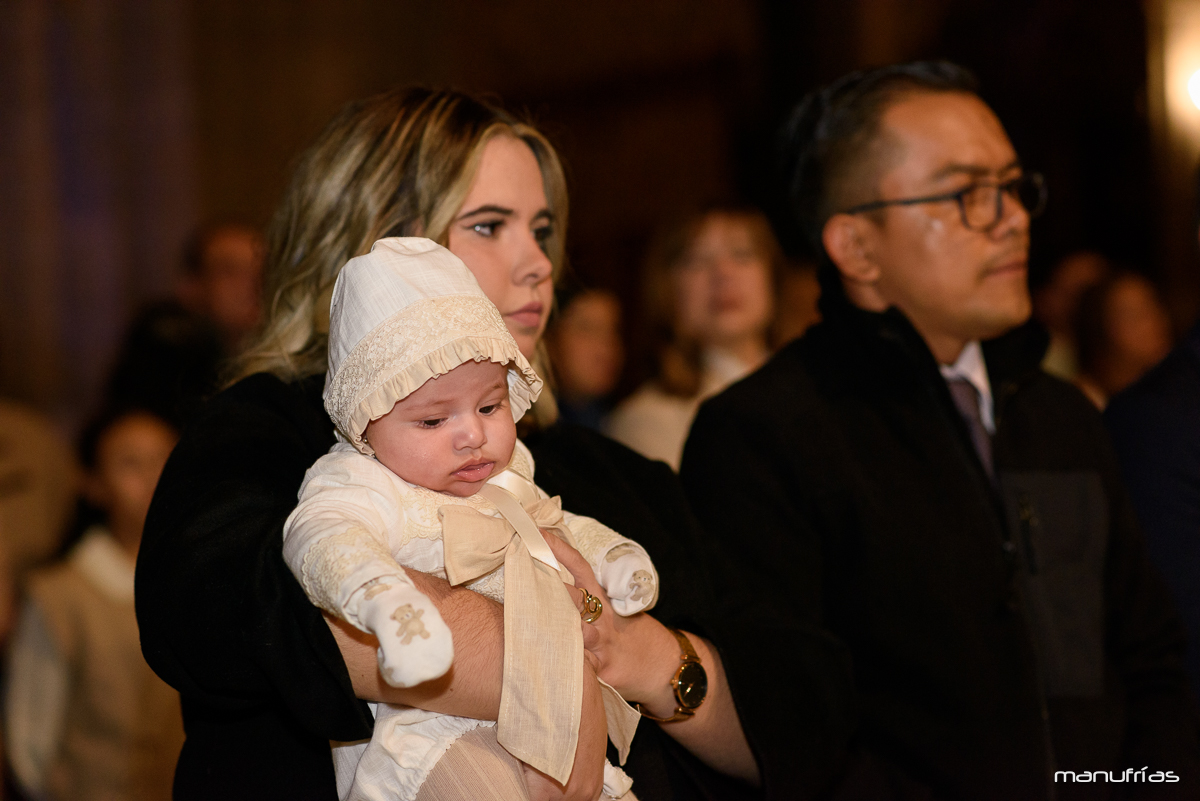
left=455, top=417, right=486, bottom=450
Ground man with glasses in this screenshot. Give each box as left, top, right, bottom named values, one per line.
left=682, top=62, right=1199, bottom=798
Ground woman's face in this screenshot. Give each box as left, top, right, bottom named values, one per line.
left=672, top=214, right=774, bottom=349
left=1106, top=276, right=1172, bottom=372
left=447, top=136, right=555, bottom=359
left=548, top=290, right=624, bottom=400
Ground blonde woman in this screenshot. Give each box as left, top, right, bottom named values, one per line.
left=608, top=209, right=780, bottom=469
left=136, top=89, right=757, bottom=801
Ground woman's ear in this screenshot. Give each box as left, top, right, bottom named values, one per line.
left=822, top=214, right=881, bottom=286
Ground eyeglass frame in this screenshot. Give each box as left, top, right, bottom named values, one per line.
left=840, top=172, right=1046, bottom=232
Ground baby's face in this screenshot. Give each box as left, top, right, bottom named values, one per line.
left=365, top=360, right=517, bottom=497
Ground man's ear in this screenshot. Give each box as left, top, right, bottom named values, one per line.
left=822, top=213, right=881, bottom=286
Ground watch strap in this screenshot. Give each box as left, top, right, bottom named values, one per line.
left=634, top=628, right=704, bottom=723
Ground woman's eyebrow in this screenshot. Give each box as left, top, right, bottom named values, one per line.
left=456, top=204, right=513, bottom=220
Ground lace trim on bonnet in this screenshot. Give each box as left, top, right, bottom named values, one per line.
left=324, top=293, right=543, bottom=456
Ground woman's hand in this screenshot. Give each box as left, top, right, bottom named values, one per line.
left=545, top=533, right=678, bottom=704
left=544, top=533, right=762, bottom=787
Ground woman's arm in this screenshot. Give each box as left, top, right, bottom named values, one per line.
left=330, top=568, right=610, bottom=801
left=326, top=568, right=504, bottom=718
left=546, top=534, right=760, bottom=786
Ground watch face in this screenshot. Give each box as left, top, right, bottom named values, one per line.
left=675, top=661, right=708, bottom=710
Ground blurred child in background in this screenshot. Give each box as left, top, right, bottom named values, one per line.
left=5, top=408, right=183, bottom=801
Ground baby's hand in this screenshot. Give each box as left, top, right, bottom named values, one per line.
left=598, top=545, right=658, bottom=616
left=353, top=577, right=453, bottom=687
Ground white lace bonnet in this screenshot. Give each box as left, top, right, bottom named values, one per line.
left=323, top=237, right=543, bottom=456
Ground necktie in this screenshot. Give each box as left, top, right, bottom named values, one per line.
left=946, top=377, right=993, bottom=478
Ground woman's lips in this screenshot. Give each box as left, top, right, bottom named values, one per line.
left=452, top=460, right=495, bottom=482
left=506, top=302, right=544, bottom=329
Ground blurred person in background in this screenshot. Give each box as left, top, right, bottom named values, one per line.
left=771, top=260, right=822, bottom=347
left=104, top=221, right=265, bottom=428
left=178, top=222, right=265, bottom=353
left=137, top=89, right=761, bottom=801
left=1106, top=170, right=1200, bottom=697
left=1032, top=250, right=1111, bottom=380
left=1073, top=270, right=1173, bottom=409
left=607, top=207, right=778, bottom=469
left=0, top=402, right=77, bottom=601
left=545, top=286, right=625, bottom=431
left=6, top=407, right=182, bottom=801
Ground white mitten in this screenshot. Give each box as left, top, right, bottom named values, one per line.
left=349, top=576, right=453, bottom=688
left=602, top=760, right=636, bottom=800
left=597, top=545, right=658, bottom=616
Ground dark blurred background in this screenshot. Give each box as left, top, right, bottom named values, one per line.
left=2, top=0, right=1196, bottom=423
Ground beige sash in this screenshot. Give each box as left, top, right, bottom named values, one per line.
left=440, top=480, right=639, bottom=784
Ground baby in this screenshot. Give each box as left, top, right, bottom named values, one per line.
left=283, top=238, right=657, bottom=801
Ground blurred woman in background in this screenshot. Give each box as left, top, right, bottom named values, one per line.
left=1033, top=250, right=1111, bottom=380
left=607, top=208, right=779, bottom=469
left=545, top=286, right=625, bottom=431
left=1074, top=270, right=1173, bottom=409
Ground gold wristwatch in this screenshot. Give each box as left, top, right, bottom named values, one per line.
left=634, top=628, right=708, bottom=723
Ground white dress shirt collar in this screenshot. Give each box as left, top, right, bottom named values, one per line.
left=938, top=340, right=994, bottom=434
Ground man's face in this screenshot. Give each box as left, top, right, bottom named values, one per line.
left=854, top=92, right=1032, bottom=359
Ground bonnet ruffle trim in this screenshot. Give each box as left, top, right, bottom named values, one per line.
left=325, top=294, right=542, bottom=456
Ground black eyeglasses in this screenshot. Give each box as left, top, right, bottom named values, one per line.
left=842, top=172, right=1047, bottom=232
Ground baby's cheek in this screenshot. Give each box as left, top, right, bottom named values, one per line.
left=491, top=418, right=518, bottom=465
left=380, top=438, right=446, bottom=490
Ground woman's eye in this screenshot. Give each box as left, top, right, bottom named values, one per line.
left=471, top=221, right=500, bottom=236
left=533, top=225, right=553, bottom=254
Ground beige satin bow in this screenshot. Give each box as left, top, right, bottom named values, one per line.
left=440, top=479, right=639, bottom=784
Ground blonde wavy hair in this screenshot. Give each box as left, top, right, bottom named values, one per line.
left=232, top=88, right=568, bottom=423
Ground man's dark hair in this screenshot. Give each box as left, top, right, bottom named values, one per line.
left=776, top=61, right=979, bottom=270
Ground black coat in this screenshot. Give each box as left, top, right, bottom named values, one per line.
left=680, top=292, right=1200, bottom=801
left=1106, top=323, right=1200, bottom=697
left=136, top=372, right=758, bottom=800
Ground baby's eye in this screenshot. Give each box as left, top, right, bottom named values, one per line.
left=479, top=404, right=499, bottom=416
left=417, top=418, right=446, bottom=429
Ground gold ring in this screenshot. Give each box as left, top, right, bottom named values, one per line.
left=578, top=587, right=603, bottom=623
